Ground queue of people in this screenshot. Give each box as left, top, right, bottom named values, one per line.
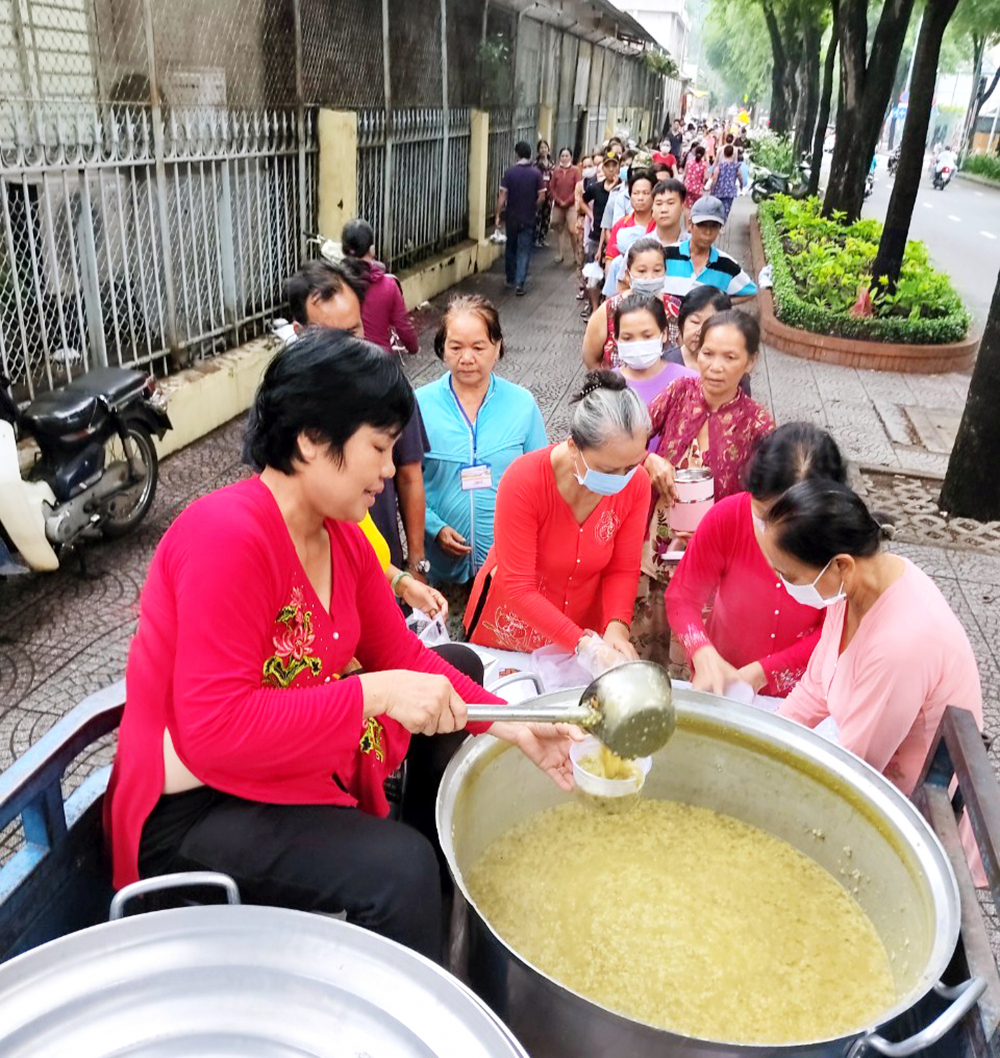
left=103, top=122, right=985, bottom=975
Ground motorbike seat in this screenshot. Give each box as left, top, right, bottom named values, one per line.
left=21, top=367, right=148, bottom=437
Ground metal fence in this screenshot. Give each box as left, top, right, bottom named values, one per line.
left=357, top=108, right=471, bottom=275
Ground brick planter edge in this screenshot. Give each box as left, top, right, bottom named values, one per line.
left=748, top=215, right=979, bottom=374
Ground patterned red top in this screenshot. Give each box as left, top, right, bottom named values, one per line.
left=465, top=446, right=651, bottom=653
left=665, top=492, right=823, bottom=696
left=105, top=476, right=501, bottom=889
left=648, top=376, right=774, bottom=501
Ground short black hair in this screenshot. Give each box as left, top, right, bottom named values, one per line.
left=613, top=292, right=668, bottom=337
left=627, top=167, right=656, bottom=194
left=342, top=218, right=375, bottom=259
left=744, top=422, right=847, bottom=502
left=677, top=286, right=732, bottom=335
left=515, top=140, right=532, bottom=159
left=284, top=260, right=367, bottom=327
left=700, top=308, right=761, bottom=356
left=652, top=177, right=686, bottom=201
left=766, top=479, right=893, bottom=567
left=245, top=328, right=414, bottom=474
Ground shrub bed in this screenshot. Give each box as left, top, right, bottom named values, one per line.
left=757, top=196, right=970, bottom=345
left=962, top=153, right=1000, bottom=183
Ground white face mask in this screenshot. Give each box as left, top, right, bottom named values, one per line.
left=779, top=558, right=846, bottom=610
left=751, top=512, right=766, bottom=534
left=629, top=275, right=665, bottom=296
left=617, top=337, right=663, bottom=370
left=582, top=166, right=597, bottom=179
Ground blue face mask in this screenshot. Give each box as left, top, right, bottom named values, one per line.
left=574, top=451, right=638, bottom=496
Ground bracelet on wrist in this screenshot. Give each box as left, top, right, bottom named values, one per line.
left=390, top=569, right=412, bottom=594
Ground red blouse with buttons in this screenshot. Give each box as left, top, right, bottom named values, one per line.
left=664, top=491, right=822, bottom=696
left=105, top=476, right=501, bottom=890
left=464, top=445, right=651, bottom=653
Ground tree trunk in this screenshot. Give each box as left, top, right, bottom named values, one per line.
left=962, top=36, right=986, bottom=156
left=808, top=0, right=839, bottom=197
left=762, top=0, right=791, bottom=134
left=940, top=270, right=1000, bottom=521
left=965, top=68, right=1000, bottom=156
left=870, top=0, right=960, bottom=289
left=823, top=0, right=916, bottom=221
left=795, top=21, right=821, bottom=160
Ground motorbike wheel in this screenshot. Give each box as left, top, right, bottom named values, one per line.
left=101, top=422, right=158, bottom=538
left=751, top=186, right=766, bottom=204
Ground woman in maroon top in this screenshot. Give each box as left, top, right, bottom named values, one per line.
left=549, top=147, right=582, bottom=267
left=105, top=330, right=576, bottom=961
left=666, top=423, right=847, bottom=696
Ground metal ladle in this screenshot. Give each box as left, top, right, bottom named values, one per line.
left=465, top=661, right=676, bottom=759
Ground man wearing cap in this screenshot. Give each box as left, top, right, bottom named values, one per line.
left=663, top=195, right=757, bottom=304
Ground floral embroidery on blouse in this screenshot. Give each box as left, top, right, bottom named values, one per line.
left=360, top=716, right=386, bottom=761
left=262, top=586, right=323, bottom=688
left=595, top=509, right=621, bottom=546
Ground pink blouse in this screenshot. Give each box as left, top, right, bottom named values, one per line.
left=778, top=557, right=983, bottom=796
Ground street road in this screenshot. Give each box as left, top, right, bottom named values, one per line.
left=863, top=163, right=1000, bottom=331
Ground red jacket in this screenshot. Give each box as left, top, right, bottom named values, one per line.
left=104, top=476, right=498, bottom=888
left=361, top=261, right=419, bottom=354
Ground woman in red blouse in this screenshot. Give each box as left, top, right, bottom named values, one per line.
left=465, top=371, right=651, bottom=666
left=633, top=310, right=774, bottom=663
left=104, top=330, right=576, bottom=961
left=666, top=423, right=847, bottom=696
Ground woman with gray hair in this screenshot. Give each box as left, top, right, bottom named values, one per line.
left=464, top=371, right=651, bottom=666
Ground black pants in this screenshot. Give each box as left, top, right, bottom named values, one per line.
left=138, top=644, right=483, bottom=962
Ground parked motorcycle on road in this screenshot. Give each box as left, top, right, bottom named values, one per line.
left=749, top=158, right=812, bottom=202
left=933, top=165, right=953, bottom=190
left=0, top=367, right=172, bottom=574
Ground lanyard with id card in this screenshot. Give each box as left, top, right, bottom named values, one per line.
left=451, top=376, right=494, bottom=492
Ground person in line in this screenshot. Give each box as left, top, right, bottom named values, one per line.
left=668, top=118, right=684, bottom=163
left=601, top=169, right=657, bottom=301
left=464, top=372, right=651, bottom=661
left=534, top=139, right=554, bottom=249
left=663, top=196, right=757, bottom=305
left=284, top=261, right=430, bottom=582
left=612, top=293, right=697, bottom=428
left=582, top=237, right=667, bottom=370
left=634, top=310, right=774, bottom=662
left=340, top=218, right=418, bottom=355
left=665, top=286, right=733, bottom=372
left=495, top=140, right=547, bottom=296
left=602, top=178, right=687, bottom=302
left=416, top=295, right=547, bottom=587
left=582, top=152, right=622, bottom=319
left=548, top=147, right=582, bottom=267
left=666, top=423, right=847, bottom=696
left=682, top=145, right=709, bottom=212
left=106, top=330, right=578, bottom=964
left=705, top=144, right=744, bottom=219
left=763, top=479, right=983, bottom=797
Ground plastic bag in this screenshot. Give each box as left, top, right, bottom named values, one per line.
left=581, top=260, right=604, bottom=286
left=531, top=640, right=598, bottom=690
left=406, top=608, right=451, bottom=647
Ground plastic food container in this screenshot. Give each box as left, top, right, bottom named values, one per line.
left=669, top=467, right=714, bottom=533
left=570, top=736, right=652, bottom=803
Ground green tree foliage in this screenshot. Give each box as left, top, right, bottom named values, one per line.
left=949, top=0, right=1000, bottom=153
left=704, top=0, right=771, bottom=109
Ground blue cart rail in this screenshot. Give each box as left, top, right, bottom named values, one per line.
left=0, top=681, right=123, bottom=961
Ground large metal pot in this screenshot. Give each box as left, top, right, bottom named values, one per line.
left=438, top=686, right=984, bottom=1058
left=0, top=873, right=528, bottom=1058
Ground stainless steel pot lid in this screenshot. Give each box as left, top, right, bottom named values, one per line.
left=0, top=904, right=529, bottom=1058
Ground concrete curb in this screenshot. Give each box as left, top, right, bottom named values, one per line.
left=956, top=172, right=1000, bottom=190
left=748, top=216, right=979, bottom=374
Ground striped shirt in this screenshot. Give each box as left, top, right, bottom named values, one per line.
left=663, top=239, right=757, bottom=299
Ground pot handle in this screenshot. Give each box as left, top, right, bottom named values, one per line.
left=846, top=977, right=986, bottom=1057
left=487, top=670, right=544, bottom=696
left=110, top=871, right=242, bottom=921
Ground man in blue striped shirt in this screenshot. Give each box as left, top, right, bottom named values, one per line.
left=663, top=195, right=757, bottom=304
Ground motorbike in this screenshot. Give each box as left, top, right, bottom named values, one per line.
left=933, top=165, right=953, bottom=190
left=749, top=158, right=812, bottom=202
left=887, top=146, right=900, bottom=176
left=865, top=170, right=875, bottom=199
left=0, top=367, right=172, bottom=574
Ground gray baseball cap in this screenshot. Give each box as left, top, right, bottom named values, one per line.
left=690, top=195, right=727, bottom=227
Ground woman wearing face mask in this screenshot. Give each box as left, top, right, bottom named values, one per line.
left=582, top=238, right=667, bottom=370
left=464, top=372, right=651, bottom=665
left=633, top=310, right=773, bottom=663
left=665, top=423, right=847, bottom=696
left=762, top=478, right=982, bottom=798
left=612, top=293, right=697, bottom=425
